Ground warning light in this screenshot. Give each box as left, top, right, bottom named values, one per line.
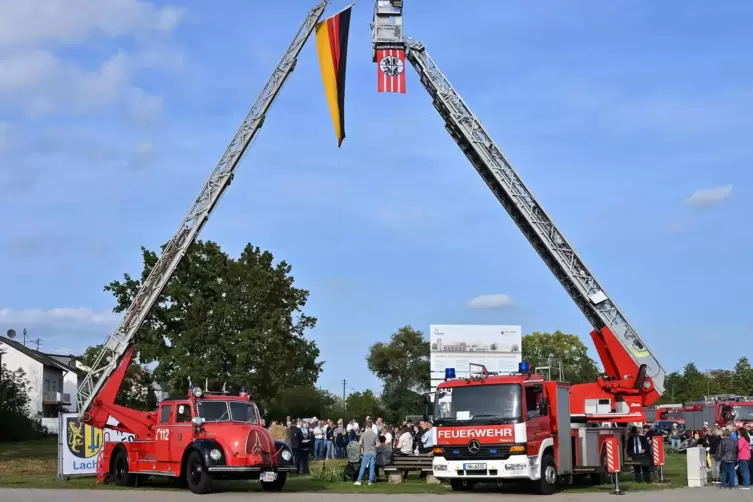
left=445, top=368, right=456, bottom=380
left=519, top=362, right=530, bottom=373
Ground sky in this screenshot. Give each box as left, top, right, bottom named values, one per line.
left=1, top=0, right=751, bottom=398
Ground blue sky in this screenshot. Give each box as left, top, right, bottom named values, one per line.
left=1, top=0, right=751, bottom=398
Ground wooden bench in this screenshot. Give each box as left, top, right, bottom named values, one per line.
left=383, top=455, right=438, bottom=484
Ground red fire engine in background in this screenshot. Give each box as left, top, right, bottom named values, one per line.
left=683, top=395, right=753, bottom=434
left=74, top=2, right=330, bottom=494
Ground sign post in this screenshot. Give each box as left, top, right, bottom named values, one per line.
left=605, top=437, right=623, bottom=495
left=57, top=413, right=135, bottom=479
left=651, top=435, right=667, bottom=483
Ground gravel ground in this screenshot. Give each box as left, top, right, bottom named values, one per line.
left=0, top=488, right=750, bottom=502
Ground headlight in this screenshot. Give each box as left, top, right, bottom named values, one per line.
left=209, top=449, right=222, bottom=461
left=281, top=449, right=292, bottom=461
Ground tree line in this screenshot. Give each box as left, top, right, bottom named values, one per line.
left=79, top=240, right=751, bottom=417
left=5, top=239, right=744, bottom=436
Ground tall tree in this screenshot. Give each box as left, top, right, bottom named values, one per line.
left=522, top=331, right=599, bottom=384
left=681, top=362, right=707, bottom=401
left=0, top=351, right=31, bottom=415
left=344, top=389, right=384, bottom=421
left=79, top=345, right=158, bottom=411
left=263, top=386, right=335, bottom=421
left=105, top=240, right=321, bottom=406
left=367, top=325, right=430, bottom=422
left=731, top=357, right=753, bottom=396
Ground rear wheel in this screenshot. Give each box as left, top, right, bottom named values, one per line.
left=261, top=472, right=287, bottom=491
left=111, top=448, right=136, bottom=487
left=450, top=479, right=476, bottom=491
left=184, top=450, right=213, bottom=494
left=535, top=453, right=558, bottom=495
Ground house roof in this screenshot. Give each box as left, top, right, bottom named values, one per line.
left=0, top=336, right=72, bottom=373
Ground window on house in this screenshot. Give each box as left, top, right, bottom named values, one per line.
left=44, top=380, right=51, bottom=392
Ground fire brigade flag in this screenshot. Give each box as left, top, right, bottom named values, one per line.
left=315, top=4, right=352, bottom=147
left=377, top=47, right=406, bottom=93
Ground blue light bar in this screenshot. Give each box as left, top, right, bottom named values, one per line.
left=519, top=361, right=530, bottom=373
left=241, top=387, right=248, bottom=393
left=445, top=368, right=456, bottom=379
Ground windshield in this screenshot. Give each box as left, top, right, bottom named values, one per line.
left=197, top=401, right=259, bottom=423
left=733, top=406, right=753, bottom=421
left=434, top=384, right=521, bottom=425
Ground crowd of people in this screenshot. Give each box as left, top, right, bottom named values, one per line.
left=262, top=414, right=436, bottom=483
left=624, top=420, right=752, bottom=489
left=689, top=422, right=752, bottom=489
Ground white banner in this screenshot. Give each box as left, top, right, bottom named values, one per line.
left=58, top=413, right=136, bottom=478
left=429, top=324, right=522, bottom=381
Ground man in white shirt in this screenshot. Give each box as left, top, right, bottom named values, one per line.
left=313, top=420, right=324, bottom=459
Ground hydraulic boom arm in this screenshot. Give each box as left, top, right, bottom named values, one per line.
left=76, top=0, right=329, bottom=423
left=402, top=38, right=665, bottom=404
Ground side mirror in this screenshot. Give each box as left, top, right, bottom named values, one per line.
left=192, top=416, right=205, bottom=426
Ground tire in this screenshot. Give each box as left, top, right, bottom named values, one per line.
left=450, top=479, right=475, bottom=491
left=261, top=472, right=287, bottom=492
left=184, top=450, right=213, bottom=494
left=111, top=448, right=136, bottom=487
left=536, top=453, right=558, bottom=495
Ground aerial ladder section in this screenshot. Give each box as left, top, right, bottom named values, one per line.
left=373, top=1, right=665, bottom=408
left=76, top=0, right=330, bottom=423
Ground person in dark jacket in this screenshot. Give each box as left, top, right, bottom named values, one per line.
left=716, top=429, right=738, bottom=489
left=289, top=420, right=304, bottom=473
left=625, top=426, right=651, bottom=482
left=709, top=429, right=723, bottom=484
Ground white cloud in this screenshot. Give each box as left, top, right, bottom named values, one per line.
left=0, top=0, right=184, bottom=119
left=466, top=294, right=514, bottom=309
left=0, top=0, right=184, bottom=49
left=686, top=185, right=733, bottom=208
left=0, top=308, right=119, bottom=354
left=127, top=140, right=157, bottom=169
left=0, top=308, right=118, bottom=326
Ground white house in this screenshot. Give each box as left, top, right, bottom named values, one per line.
left=0, top=336, right=84, bottom=433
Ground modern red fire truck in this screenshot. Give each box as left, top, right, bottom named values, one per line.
left=369, top=1, right=668, bottom=494
left=74, top=2, right=331, bottom=494
left=683, top=395, right=753, bottom=433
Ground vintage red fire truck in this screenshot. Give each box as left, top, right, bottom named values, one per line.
left=73, top=2, right=330, bottom=494
left=87, top=348, right=296, bottom=494
left=683, top=395, right=753, bottom=433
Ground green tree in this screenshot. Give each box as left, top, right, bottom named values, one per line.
left=681, top=362, right=707, bottom=401
left=661, top=371, right=685, bottom=403
left=79, top=345, right=158, bottom=411
left=344, top=389, right=384, bottom=421
left=263, top=386, right=335, bottom=420
left=522, top=331, right=599, bottom=384
left=367, top=325, right=430, bottom=422
left=731, top=357, right=753, bottom=396
left=105, top=240, right=321, bottom=406
left=0, top=350, right=31, bottom=415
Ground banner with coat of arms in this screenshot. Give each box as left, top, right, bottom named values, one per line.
left=58, top=413, right=136, bottom=478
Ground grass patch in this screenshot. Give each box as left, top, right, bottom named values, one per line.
left=0, top=438, right=689, bottom=493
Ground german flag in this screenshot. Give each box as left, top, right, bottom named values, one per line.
left=315, top=4, right=352, bottom=147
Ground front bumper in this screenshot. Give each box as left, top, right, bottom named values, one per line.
left=207, top=465, right=297, bottom=473
left=432, top=455, right=535, bottom=480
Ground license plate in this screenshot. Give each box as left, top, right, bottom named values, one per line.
left=464, top=463, right=487, bottom=470
left=261, top=472, right=277, bottom=482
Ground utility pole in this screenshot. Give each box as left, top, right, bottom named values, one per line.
left=341, top=379, right=346, bottom=402
left=31, top=338, right=42, bottom=351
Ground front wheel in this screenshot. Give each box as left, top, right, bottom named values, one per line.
left=261, top=472, right=287, bottom=491
left=184, top=451, right=213, bottom=494
left=111, top=448, right=136, bottom=487
left=535, top=453, right=558, bottom=495
left=450, top=479, right=475, bottom=491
